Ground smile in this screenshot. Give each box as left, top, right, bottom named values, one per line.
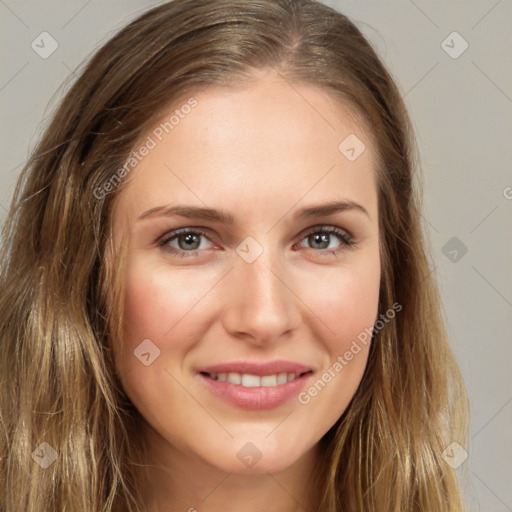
left=203, top=371, right=311, bottom=387
left=197, top=361, right=314, bottom=410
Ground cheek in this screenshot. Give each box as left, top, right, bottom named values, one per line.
left=120, top=259, right=216, bottom=352
left=298, top=253, right=380, bottom=352
left=329, top=269, right=380, bottom=348
left=113, top=260, right=189, bottom=394
left=115, top=258, right=227, bottom=408
left=114, top=260, right=203, bottom=421
left=293, top=252, right=380, bottom=414
left=122, top=269, right=173, bottom=346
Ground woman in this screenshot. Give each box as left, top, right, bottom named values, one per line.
left=0, top=0, right=469, bottom=510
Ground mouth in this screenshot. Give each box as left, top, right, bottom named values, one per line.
left=200, top=370, right=313, bottom=388
left=196, top=361, right=314, bottom=410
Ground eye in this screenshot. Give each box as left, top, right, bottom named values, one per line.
left=158, top=225, right=356, bottom=258
left=295, top=225, right=356, bottom=256
left=159, top=228, right=214, bottom=258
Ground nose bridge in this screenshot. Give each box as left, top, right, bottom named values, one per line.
left=222, top=242, right=298, bottom=341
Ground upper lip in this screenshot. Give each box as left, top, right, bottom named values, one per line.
left=198, top=360, right=313, bottom=376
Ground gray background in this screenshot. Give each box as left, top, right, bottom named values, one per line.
left=1, top=0, right=511, bottom=510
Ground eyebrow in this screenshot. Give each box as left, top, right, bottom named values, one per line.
left=137, top=200, right=371, bottom=223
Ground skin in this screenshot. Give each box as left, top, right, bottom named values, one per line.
left=111, top=67, right=381, bottom=512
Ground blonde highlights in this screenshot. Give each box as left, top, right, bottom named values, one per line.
left=0, top=1, right=468, bottom=510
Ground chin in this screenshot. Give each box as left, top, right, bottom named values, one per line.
left=197, top=436, right=314, bottom=475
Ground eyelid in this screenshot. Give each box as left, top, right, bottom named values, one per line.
left=158, top=224, right=357, bottom=257
left=158, top=226, right=216, bottom=249
left=298, top=224, right=354, bottom=242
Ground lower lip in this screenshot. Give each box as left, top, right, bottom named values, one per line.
left=198, top=373, right=313, bottom=410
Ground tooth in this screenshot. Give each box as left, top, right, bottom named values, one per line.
left=227, top=373, right=241, bottom=385
left=241, top=374, right=261, bottom=387
left=261, top=375, right=277, bottom=387
left=217, top=372, right=301, bottom=387
left=277, top=373, right=288, bottom=385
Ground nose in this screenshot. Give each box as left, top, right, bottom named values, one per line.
left=221, top=246, right=301, bottom=345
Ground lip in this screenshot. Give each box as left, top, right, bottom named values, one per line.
left=197, top=360, right=314, bottom=410
left=198, top=360, right=312, bottom=376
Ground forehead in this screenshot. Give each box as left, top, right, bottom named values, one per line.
left=114, top=72, right=378, bottom=225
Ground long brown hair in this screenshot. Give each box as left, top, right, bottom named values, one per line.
left=0, top=0, right=469, bottom=510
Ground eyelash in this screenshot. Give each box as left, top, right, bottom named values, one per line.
left=158, top=225, right=356, bottom=258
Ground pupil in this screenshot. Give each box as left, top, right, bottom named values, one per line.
left=180, top=234, right=199, bottom=250
left=311, top=233, right=329, bottom=249
left=177, top=233, right=332, bottom=251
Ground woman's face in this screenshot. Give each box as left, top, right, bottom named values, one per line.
left=112, top=68, right=380, bottom=475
